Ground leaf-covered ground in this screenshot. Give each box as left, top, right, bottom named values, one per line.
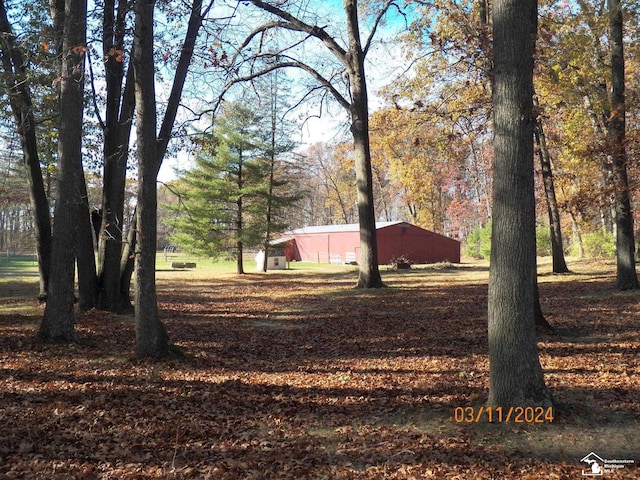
left=0, top=259, right=638, bottom=479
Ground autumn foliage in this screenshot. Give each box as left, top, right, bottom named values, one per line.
left=0, top=259, right=638, bottom=478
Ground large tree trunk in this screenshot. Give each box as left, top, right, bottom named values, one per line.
left=98, top=74, right=135, bottom=312
left=40, top=0, right=87, bottom=342
left=487, top=0, right=553, bottom=408
left=131, top=0, right=204, bottom=355
left=132, top=0, right=170, bottom=358
left=345, top=0, right=384, bottom=288
left=98, top=0, right=136, bottom=313
left=608, top=0, right=638, bottom=290
left=0, top=0, right=52, bottom=301
left=534, top=108, right=569, bottom=274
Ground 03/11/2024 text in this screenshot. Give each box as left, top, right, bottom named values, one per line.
left=453, top=406, right=554, bottom=423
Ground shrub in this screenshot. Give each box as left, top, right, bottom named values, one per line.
left=574, top=229, right=615, bottom=259
left=464, top=223, right=492, bottom=260
left=536, top=226, right=553, bottom=257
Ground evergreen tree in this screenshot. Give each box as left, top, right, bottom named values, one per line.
left=168, top=101, right=298, bottom=273
left=253, top=72, right=301, bottom=272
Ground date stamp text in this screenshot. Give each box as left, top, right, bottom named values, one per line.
left=453, top=406, right=554, bottom=423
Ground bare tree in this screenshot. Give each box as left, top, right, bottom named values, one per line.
left=132, top=0, right=213, bottom=357
left=224, top=0, right=403, bottom=287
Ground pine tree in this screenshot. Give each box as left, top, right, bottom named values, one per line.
left=168, top=102, right=298, bottom=273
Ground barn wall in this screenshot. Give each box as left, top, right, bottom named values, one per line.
left=292, top=232, right=360, bottom=263
left=375, top=224, right=461, bottom=264
left=287, top=222, right=460, bottom=265
left=283, top=241, right=300, bottom=262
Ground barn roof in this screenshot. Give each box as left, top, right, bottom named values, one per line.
left=289, top=221, right=406, bottom=235
left=271, top=221, right=460, bottom=247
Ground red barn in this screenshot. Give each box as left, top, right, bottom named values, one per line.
left=276, top=221, right=460, bottom=265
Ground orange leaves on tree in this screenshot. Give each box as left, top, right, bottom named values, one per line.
left=71, top=45, right=88, bottom=56
left=105, top=47, right=124, bottom=63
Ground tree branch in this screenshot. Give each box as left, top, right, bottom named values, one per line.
left=363, top=0, right=398, bottom=58
left=242, top=0, right=348, bottom=64
left=87, top=47, right=106, bottom=131
left=230, top=21, right=301, bottom=66
left=156, top=0, right=215, bottom=176
left=223, top=58, right=351, bottom=111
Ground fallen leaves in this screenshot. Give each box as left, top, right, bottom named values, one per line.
left=0, top=260, right=638, bottom=478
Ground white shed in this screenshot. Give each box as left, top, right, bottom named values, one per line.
left=255, top=249, right=287, bottom=271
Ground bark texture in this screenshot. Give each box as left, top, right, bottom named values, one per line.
left=608, top=0, right=638, bottom=290
left=132, top=0, right=170, bottom=357
left=344, top=0, right=384, bottom=288
left=75, top=170, right=98, bottom=310
left=97, top=0, right=136, bottom=312
left=487, top=0, right=553, bottom=408
left=119, top=209, right=136, bottom=311
left=40, top=0, right=88, bottom=341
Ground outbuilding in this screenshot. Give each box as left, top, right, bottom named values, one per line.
left=255, top=248, right=287, bottom=271
left=276, top=221, right=460, bottom=265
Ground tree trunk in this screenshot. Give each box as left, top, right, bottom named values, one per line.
left=534, top=107, right=569, bottom=274
left=608, top=0, right=638, bottom=290
left=75, top=170, right=98, bottom=310
left=130, top=0, right=204, bottom=354
left=0, top=0, right=52, bottom=301
left=132, top=0, right=170, bottom=357
left=98, top=70, right=135, bottom=312
left=236, top=151, right=245, bottom=275
left=261, top=149, right=278, bottom=272
left=487, top=0, right=553, bottom=408
left=98, top=0, right=136, bottom=312
left=534, top=281, right=554, bottom=332
left=569, top=212, right=584, bottom=258
left=344, top=0, right=384, bottom=288
left=119, top=209, right=136, bottom=313
left=236, top=241, right=245, bottom=274
left=40, top=0, right=87, bottom=342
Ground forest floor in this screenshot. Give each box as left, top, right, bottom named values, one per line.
left=0, top=257, right=638, bottom=479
